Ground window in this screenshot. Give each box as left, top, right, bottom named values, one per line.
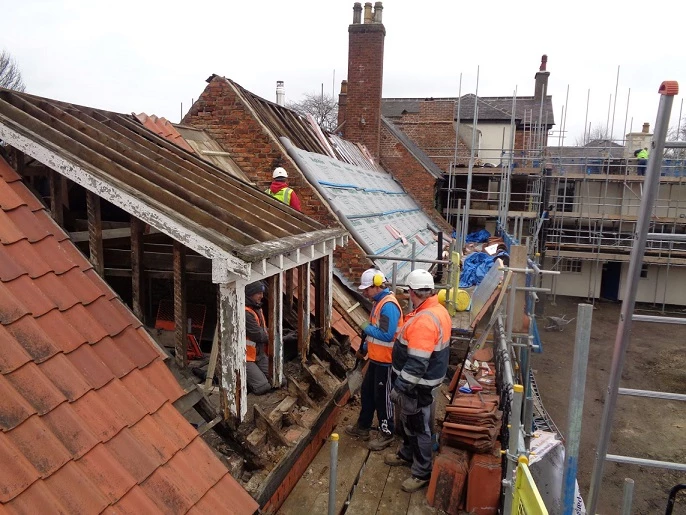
left=640, top=264, right=648, bottom=278
left=559, top=258, right=582, bottom=273
left=556, top=182, right=576, bottom=212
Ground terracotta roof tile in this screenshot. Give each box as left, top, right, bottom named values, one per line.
left=104, top=485, right=161, bottom=514
left=32, top=210, right=69, bottom=242
left=5, top=314, right=60, bottom=363
left=58, top=267, right=106, bottom=306
left=96, top=379, right=148, bottom=428
left=0, top=180, right=26, bottom=211
left=0, top=280, right=29, bottom=324
left=91, top=337, right=137, bottom=379
left=188, top=473, right=258, bottom=514
left=4, top=275, right=56, bottom=316
left=0, top=245, right=27, bottom=282
left=74, top=444, right=137, bottom=504
left=43, top=461, right=110, bottom=514
left=139, top=465, right=193, bottom=513
left=5, top=362, right=67, bottom=415
left=0, top=432, right=41, bottom=503
left=70, top=389, right=128, bottom=442
left=3, top=206, right=51, bottom=243
left=139, top=360, right=184, bottom=403
left=150, top=403, right=197, bottom=450
left=5, top=415, right=71, bottom=477
left=65, top=343, right=115, bottom=390
left=39, top=353, right=92, bottom=402
left=177, top=437, right=228, bottom=490
left=0, top=325, right=32, bottom=374
left=105, top=427, right=164, bottom=483
left=35, top=310, right=87, bottom=353
left=128, top=416, right=180, bottom=464
left=155, top=446, right=209, bottom=507
left=83, top=268, right=117, bottom=300
left=0, top=210, right=25, bottom=244
left=112, top=327, right=160, bottom=369
left=0, top=159, right=21, bottom=183
left=31, top=272, right=80, bottom=311
left=111, top=299, right=142, bottom=329
left=85, top=297, right=135, bottom=337
left=120, top=369, right=167, bottom=414
left=41, top=402, right=100, bottom=459
left=31, top=237, right=80, bottom=275
left=0, top=373, right=36, bottom=431
left=3, top=480, right=68, bottom=514
left=61, top=304, right=111, bottom=344
left=57, top=240, right=91, bottom=271
left=7, top=181, right=44, bottom=212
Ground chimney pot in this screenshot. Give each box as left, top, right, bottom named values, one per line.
left=276, top=81, right=285, bottom=106
left=352, top=2, right=362, bottom=24
left=540, top=54, right=548, bottom=72
left=340, top=80, right=348, bottom=95
left=642, top=122, right=650, bottom=133
left=373, top=2, right=383, bottom=23
left=363, top=2, right=373, bottom=23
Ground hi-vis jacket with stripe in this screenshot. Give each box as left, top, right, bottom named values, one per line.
left=245, top=305, right=267, bottom=362
left=392, top=295, right=451, bottom=398
left=364, top=290, right=403, bottom=364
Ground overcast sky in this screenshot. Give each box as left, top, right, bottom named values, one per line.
left=3, top=0, right=685, bottom=146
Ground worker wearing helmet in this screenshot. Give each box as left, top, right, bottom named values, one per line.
left=385, top=269, right=451, bottom=493
left=345, top=268, right=404, bottom=451
left=245, top=281, right=271, bottom=395
left=266, top=167, right=302, bottom=211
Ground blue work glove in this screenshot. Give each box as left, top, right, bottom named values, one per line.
left=360, top=321, right=370, bottom=331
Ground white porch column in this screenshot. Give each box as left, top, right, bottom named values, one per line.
left=218, top=280, right=248, bottom=421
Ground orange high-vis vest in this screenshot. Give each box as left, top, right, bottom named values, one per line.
left=245, top=306, right=266, bottom=362
left=366, top=294, right=404, bottom=363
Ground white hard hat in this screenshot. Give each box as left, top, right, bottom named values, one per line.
left=273, top=167, right=288, bottom=179
left=359, top=268, right=386, bottom=290
left=406, top=269, right=434, bottom=290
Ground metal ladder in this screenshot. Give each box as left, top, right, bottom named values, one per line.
left=587, top=81, right=686, bottom=514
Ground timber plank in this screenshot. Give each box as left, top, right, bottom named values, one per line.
left=345, top=452, right=389, bottom=514
left=278, top=432, right=368, bottom=515
left=376, top=463, right=411, bottom=514
left=407, top=489, right=437, bottom=515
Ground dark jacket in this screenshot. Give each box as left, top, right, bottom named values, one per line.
left=246, top=297, right=268, bottom=352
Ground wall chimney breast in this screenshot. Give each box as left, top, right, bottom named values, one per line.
left=352, top=2, right=362, bottom=24
left=363, top=2, right=373, bottom=23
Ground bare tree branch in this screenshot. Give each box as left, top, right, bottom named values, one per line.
left=0, top=50, right=26, bottom=92
left=287, top=91, right=338, bottom=133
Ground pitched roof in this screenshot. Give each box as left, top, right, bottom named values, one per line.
left=0, top=88, right=339, bottom=264
left=382, top=94, right=556, bottom=126
left=0, top=157, right=258, bottom=513
left=381, top=117, right=444, bottom=179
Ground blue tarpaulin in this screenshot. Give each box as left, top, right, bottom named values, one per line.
left=460, top=250, right=509, bottom=288
left=465, top=229, right=491, bottom=243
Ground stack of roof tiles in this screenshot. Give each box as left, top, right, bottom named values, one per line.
left=0, top=157, right=257, bottom=513
left=442, top=393, right=502, bottom=454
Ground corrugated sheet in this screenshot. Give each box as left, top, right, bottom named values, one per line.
left=0, top=156, right=258, bottom=513
left=288, top=146, right=440, bottom=284
left=0, top=88, right=339, bottom=262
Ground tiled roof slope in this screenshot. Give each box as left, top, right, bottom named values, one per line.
left=0, top=158, right=257, bottom=514
left=135, top=113, right=196, bottom=154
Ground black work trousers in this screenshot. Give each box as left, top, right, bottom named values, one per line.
left=357, top=361, right=394, bottom=435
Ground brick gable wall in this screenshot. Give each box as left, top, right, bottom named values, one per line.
left=182, top=78, right=373, bottom=284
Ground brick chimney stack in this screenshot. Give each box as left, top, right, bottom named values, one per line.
left=642, top=122, right=650, bottom=133
left=337, top=80, right=348, bottom=130
left=342, top=1, right=385, bottom=160
left=534, top=54, right=550, bottom=102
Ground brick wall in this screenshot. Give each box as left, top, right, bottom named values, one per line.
left=182, top=77, right=372, bottom=283
left=343, top=23, right=385, bottom=160
left=380, top=124, right=452, bottom=233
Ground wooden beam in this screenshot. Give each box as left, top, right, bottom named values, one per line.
left=173, top=241, right=187, bottom=368
left=314, top=255, right=333, bottom=343
left=285, top=268, right=294, bottom=314
left=297, top=263, right=311, bottom=362
left=204, top=324, right=220, bottom=391
left=509, top=245, right=528, bottom=333
left=49, top=169, right=63, bottom=226
left=218, top=281, right=247, bottom=422
left=268, top=272, right=284, bottom=387
left=131, top=216, right=145, bottom=321
left=86, top=191, right=104, bottom=277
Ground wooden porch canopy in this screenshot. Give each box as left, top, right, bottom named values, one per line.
left=0, top=88, right=348, bottom=421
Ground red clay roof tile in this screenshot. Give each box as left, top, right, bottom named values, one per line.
left=31, top=272, right=80, bottom=311
left=58, top=267, right=105, bottom=306
left=0, top=159, right=21, bottom=183
left=139, top=464, right=193, bottom=514
left=0, top=245, right=27, bottom=282
left=177, top=437, right=228, bottom=490
left=38, top=353, right=92, bottom=402
left=32, top=210, right=69, bottom=242
left=91, top=337, right=137, bottom=378
left=3, top=479, right=68, bottom=514
left=0, top=373, right=36, bottom=430
left=0, top=432, right=41, bottom=503
left=139, top=360, right=184, bottom=403
left=188, top=473, right=259, bottom=515
left=96, top=379, right=148, bottom=428
left=112, top=327, right=160, bottom=369
left=83, top=268, right=117, bottom=300
left=43, top=461, right=110, bottom=514
left=40, top=402, right=100, bottom=459
left=5, top=415, right=71, bottom=477
left=3, top=206, right=51, bottom=243
left=74, top=444, right=137, bottom=504
left=4, top=275, right=56, bottom=316
left=2, top=239, right=52, bottom=278
left=61, top=304, right=110, bottom=344
left=128, top=416, right=180, bottom=464
left=150, top=403, right=197, bottom=450
left=0, top=280, right=29, bottom=324
left=5, top=314, right=60, bottom=363
left=56, top=240, right=91, bottom=272
left=103, top=485, right=161, bottom=514
left=0, top=325, right=32, bottom=374
left=111, top=299, right=142, bottom=329
left=65, top=343, right=115, bottom=390
left=7, top=181, right=44, bottom=212
left=31, top=237, right=80, bottom=275
left=5, top=362, right=67, bottom=415
left=35, top=310, right=87, bottom=353
left=0, top=210, right=25, bottom=244
left=85, top=297, right=134, bottom=337
left=105, top=427, right=164, bottom=483
left=0, top=180, right=26, bottom=211
left=70, top=389, right=128, bottom=442
left=119, top=369, right=167, bottom=414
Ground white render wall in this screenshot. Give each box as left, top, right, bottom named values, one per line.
left=542, top=257, right=602, bottom=299
left=617, top=263, right=686, bottom=305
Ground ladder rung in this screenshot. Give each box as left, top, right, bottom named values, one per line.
left=631, top=314, right=686, bottom=325
left=618, top=388, right=686, bottom=402
left=605, top=454, right=686, bottom=472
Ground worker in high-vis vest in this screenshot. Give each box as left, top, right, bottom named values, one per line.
left=245, top=281, right=271, bottom=395
left=636, top=147, right=649, bottom=176
left=385, top=269, right=451, bottom=494
left=345, top=268, right=403, bottom=451
left=265, top=167, right=302, bottom=211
